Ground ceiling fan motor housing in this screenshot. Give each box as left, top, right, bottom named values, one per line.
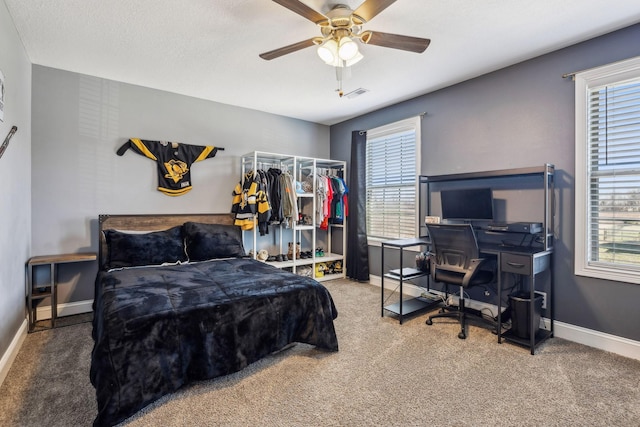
left=320, top=5, right=362, bottom=40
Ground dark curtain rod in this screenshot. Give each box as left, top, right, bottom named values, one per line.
left=562, top=56, right=640, bottom=79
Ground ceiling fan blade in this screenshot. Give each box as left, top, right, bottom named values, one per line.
left=272, top=0, right=328, bottom=25
left=259, top=38, right=317, bottom=60
left=353, top=0, right=397, bottom=24
left=362, top=31, right=431, bottom=53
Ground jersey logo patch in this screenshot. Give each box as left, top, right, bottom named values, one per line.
left=164, top=159, right=189, bottom=183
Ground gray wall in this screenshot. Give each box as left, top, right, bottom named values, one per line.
left=30, top=65, right=329, bottom=305
left=0, top=1, right=32, bottom=369
left=330, top=24, right=640, bottom=342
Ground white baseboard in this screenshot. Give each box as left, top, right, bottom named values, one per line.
left=35, top=299, right=94, bottom=320
left=0, top=319, right=28, bottom=388
left=372, top=275, right=640, bottom=361
left=546, top=319, right=640, bottom=361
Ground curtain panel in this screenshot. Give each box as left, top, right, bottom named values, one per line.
left=346, top=130, right=370, bottom=281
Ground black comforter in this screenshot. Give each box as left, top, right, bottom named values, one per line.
left=90, top=258, right=338, bottom=426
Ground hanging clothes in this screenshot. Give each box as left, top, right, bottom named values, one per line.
left=266, top=168, right=284, bottom=224
left=319, top=175, right=334, bottom=230
left=315, top=173, right=326, bottom=226
left=231, top=170, right=271, bottom=234
left=339, top=176, right=349, bottom=221
left=313, top=170, right=348, bottom=228
left=280, top=170, right=298, bottom=228
left=330, top=176, right=347, bottom=225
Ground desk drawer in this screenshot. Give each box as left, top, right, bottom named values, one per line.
left=501, top=253, right=532, bottom=275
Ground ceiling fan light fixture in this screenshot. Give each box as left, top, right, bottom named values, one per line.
left=338, top=36, right=359, bottom=60
left=317, top=39, right=338, bottom=64
left=342, top=52, right=363, bottom=67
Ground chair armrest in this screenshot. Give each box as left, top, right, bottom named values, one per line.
left=461, top=258, right=491, bottom=287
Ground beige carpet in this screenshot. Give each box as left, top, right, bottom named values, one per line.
left=1, top=279, right=639, bottom=426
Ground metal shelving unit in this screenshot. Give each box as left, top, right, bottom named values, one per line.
left=381, top=237, right=438, bottom=324
left=240, top=151, right=346, bottom=281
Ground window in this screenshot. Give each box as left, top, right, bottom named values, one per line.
left=574, top=56, right=640, bottom=284
left=365, top=117, right=421, bottom=242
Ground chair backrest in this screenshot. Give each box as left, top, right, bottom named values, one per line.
left=426, top=223, right=479, bottom=272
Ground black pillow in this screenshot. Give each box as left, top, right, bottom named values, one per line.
left=183, top=222, right=245, bottom=261
left=104, top=226, right=187, bottom=269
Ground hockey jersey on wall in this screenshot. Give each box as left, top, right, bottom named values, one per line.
left=117, top=138, right=222, bottom=196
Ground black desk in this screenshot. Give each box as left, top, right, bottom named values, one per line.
left=380, top=237, right=553, bottom=353
left=479, top=243, right=553, bottom=354
left=417, top=165, right=555, bottom=353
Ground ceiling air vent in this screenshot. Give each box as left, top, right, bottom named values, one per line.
left=344, top=88, right=369, bottom=99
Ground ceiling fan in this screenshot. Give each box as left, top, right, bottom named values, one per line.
left=259, top=0, right=431, bottom=62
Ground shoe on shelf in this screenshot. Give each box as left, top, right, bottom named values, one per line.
left=289, top=242, right=301, bottom=259
left=287, top=242, right=294, bottom=259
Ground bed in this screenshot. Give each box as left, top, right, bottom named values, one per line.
left=90, top=214, right=339, bottom=426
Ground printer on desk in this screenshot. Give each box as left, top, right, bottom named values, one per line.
left=487, top=222, right=543, bottom=234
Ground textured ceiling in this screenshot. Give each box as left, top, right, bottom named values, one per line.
left=5, top=0, right=640, bottom=125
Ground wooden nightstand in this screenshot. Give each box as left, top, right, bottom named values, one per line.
left=26, top=253, right=97, bottom=332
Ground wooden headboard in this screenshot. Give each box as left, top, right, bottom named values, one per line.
left=98, top=213, right=235, bottom=270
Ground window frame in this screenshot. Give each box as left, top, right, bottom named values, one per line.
left=365, top=116, right=421, bottom=245
left=574, top=55, right=640, bottom=284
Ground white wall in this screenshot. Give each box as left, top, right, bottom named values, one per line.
left=0, top=0, right=32, bottom=375
left=31, top=65, right=330, bottom=303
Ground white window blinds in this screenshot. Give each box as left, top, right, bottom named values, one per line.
left=587, top=78, right=640, bottom=270
left=366, top=121, right=418, bottom=241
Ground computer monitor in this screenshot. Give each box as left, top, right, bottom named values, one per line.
left=440, top=187, right=494, bottom=221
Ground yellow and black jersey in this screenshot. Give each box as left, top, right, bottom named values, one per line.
left=117, top=138, right=220, bottom=196
left=231, top=170, right=272, bottom=234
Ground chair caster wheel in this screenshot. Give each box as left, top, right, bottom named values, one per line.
left=426, top=319, right=433, bottom=325
left=458, top=332, right=466, bottom=339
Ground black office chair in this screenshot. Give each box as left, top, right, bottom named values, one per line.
left=425, top=223, right=495, bottom=339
